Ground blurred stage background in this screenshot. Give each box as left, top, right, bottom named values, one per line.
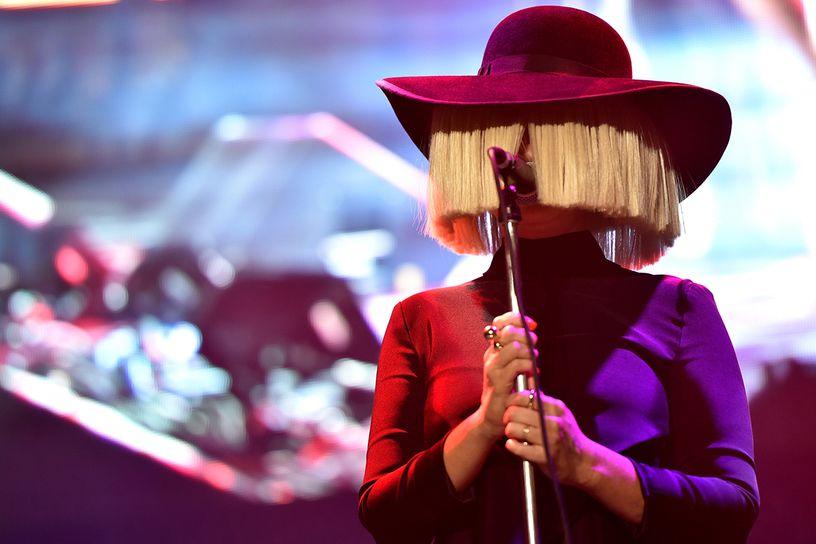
left=0, top=0, right=814, bottom=542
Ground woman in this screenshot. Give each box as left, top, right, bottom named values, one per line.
left=358, top=6, right=758, bottom=543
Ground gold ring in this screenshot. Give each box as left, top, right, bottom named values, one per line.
left=523, top=425, right=530, bottom=436
left=527, top=392, right=535, bottom=408
left=483, top=325, right=498, bottom=340
left=493, top=341, right=503, bottom=350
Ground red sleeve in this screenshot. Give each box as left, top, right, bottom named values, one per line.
left=357, top=300, right=474, bottom=543
left=629, top=280, right=759, bottom=543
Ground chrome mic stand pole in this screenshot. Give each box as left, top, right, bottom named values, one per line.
left=488, top=147, right=540, bottom=544
left=506, top=220, right=541, bottom=544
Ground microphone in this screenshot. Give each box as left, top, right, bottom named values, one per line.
left=487, top=147, right=537, bottom=198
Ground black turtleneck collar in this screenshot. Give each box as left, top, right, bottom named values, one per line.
left=480, top=229, right=613, bottom=281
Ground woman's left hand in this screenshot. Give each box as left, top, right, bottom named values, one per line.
left=502, top=390, right=599, bottom=489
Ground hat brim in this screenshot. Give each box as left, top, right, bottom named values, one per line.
left=377, top=72, right=732, bottom=200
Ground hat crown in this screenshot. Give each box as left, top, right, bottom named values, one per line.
left=479, top=6, right=632, bottom=78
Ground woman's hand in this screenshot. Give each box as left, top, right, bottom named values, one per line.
left=502, top=390, right=600, bottom=488
left=442, top=311, right=539, bottom=494
left=474, top=311, right=539, bottom=442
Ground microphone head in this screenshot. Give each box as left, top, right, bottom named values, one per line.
left=487, top=146, right=537, bottom=202
left=487, top=146, right=513, bottom=169
left=509, top=158, right=537, bottom=200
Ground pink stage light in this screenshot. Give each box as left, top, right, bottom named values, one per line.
left=0, top=363, right=361, bottom=504
left=0, top=366, right=206, bottom=474
left=0, top=365, right=260, bottom=497
left=215, top=113, right=427, bottom=203
left=0, top=0, right=117, bottom=8
left=732, top=0, right=816, bottom=67
left=308, top=299, right=352, bottom=352
left=805, top=1, right=816, bottom=50
left=202, top=461, right=237, bottom=492
left=0, top=170, right=54, bottom=229
left=305, top=112, right=427, bottom=203
left=54, top=245, right=90, bottom=286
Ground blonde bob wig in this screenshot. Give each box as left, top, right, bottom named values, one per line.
left=425, top=98, right=686, bottom=270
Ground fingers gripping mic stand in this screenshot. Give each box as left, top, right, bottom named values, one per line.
left=487, top=147, right=573, bottom=544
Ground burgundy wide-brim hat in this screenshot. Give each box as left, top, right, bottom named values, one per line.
left=377, top=5, right=732, bottom=200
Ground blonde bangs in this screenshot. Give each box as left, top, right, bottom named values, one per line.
left=427, top=107, right=524, bottom=254
left=526, top=100, right=685, bottom=269
left=425, top=98, right=685, bottom=269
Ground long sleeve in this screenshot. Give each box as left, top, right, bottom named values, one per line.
left=630, top=280, right=759, bottom=543
left=357, top=300, right=472, bottom=543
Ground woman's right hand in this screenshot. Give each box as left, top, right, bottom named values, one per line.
left=441, top=311, right=539, bottom=493
left=475, top=311, right=538, bottom=441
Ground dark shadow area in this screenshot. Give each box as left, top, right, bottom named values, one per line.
left=749, top=360, right=816, bottom=544
left=0, top=391, right=373, bottom=544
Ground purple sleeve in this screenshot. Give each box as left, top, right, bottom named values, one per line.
left=357, top=301, right=475, bottom=543
left=630, top=280, right=759, bottom=543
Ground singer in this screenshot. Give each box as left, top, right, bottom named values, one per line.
left=358, top=6, right=758, bottom=544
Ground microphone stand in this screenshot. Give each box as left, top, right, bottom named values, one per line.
left=487, top=147, right=572, bottom=544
